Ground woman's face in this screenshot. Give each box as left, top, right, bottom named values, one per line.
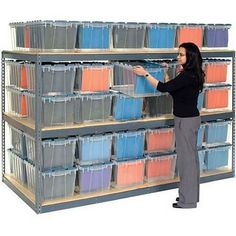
left=177, top=47, right=187, bottom=65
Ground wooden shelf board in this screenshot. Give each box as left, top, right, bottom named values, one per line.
left=3, top=110, right=233, bottom=132
left=4, top=174, right=35, bottom=203
left=3, top=48, right=235, bottom=56
left=4, top=168, right=232, bottom=207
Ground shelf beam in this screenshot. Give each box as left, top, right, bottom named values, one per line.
left=2, top=49, right=235, bottom=62
left=2, top=176, right=37, bottom=213
left=3, top=111, right=234, bottom=138
left=41, top=171, right=235, bottom=213
left=3, top=170, right=234, bottom=213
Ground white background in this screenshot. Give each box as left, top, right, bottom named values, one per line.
left=0, top=0, right=236, bottom=235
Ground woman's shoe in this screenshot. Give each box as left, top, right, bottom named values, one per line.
left=172, top=203, right=183, bottom=208
left=176, top=197, right=179, bottom=201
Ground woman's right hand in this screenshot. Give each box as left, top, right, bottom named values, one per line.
left=133, top=65, right=148, bottom=76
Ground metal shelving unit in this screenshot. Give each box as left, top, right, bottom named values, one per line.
left=1, top=49, right=235, bottom=213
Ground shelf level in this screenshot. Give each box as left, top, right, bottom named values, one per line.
left=3, top=168, right=234, bottom=213
left=2, top=49, right=235, bottom=62
left=3, top=111, right=234, bottom=138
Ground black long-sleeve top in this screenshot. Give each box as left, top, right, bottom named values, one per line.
left=156, top=71, right=200, bottom=117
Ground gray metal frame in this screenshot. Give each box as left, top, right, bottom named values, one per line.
left=1, top=49, right=235, bottom=213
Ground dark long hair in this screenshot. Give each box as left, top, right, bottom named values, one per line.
left=179, top=42, right=205, bottom=91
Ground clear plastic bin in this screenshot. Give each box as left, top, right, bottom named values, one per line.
left=8, top=149, right=27, bottom=184
left=25, top=134, right=77, bottom=170
left=25, top=160, right=77, bottom=200
left=204, top=85, right=231, bottom=110
left=24, top=160, right=35, bottom=191
left=26, top=92, right=75, bottom=126
left=204, top=60, right=229, bottom=83
left=6, top=86, right=27, bottom=117
left=6, top=61, right=28, bottom=89
left=112, top=94, right=143, bottom=121
left=146, top=128, right=175, bottom=152
left=205, top=120, right=231, bottom=145
left=112, top=22, right=146, bottom=48
left=198, top=149, right=207, bottom=173
left=146, top=23, right=177, bottom=48
left=112, top=158, right=145, bottom=188
left=76, top=134, right=113, bottom=165
left=74, top=92, right=112, bottom=123
left=112, top=62, right=164, bottom=97
left=9, top=22, right=25, bottom=49
left=197, top=124, right=205, bottom=148
left=145, top=153, right=176, bottom=182
left=176, top=24, right=204, bottom=47
left=205, top=145, right=230, bottom=170
left=9, top=125, right=26, bottom=156
left=75, top=64, right=112, bottom=92
left=10, top=21, right=78, bottom=49
left=76, top=163, right=112, bottom=194
left=32, top=20, right=77, bottom=49
left=113, top=130, right=145, bottom=160
left=26, top=63, right=77, bottom=95
left=77, top=22, right=111, bottom=49
left=203, top=24, right=230, bottom=47
left=143, top=94, right=173, bottom=117
left=197, top=90, right=204, bottom=111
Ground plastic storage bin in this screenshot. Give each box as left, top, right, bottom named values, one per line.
left=10, top=22, right=25, bottom=48
left=26, top=92, right=75, bottom=126
left=112, top=62, right=164, bottom=96
left=6, top=61, right=28, bottom=89
left=77, top=134, right=113, bottom=165
left=26, top=63, right=77, bottom=95
left=113, top=130, right=145, bottom=160
left=143, top=94, right=173, bottom=117
left=204, top=60, right=229, bottom=83
left=176, top=24, right=204, bottom=47
left=203, top=24, right=230, bottom=47
left=112, top=22, right=146, bottom=48
left=25, top=134, right=77, bottom=170
left=146, top=128, right=175, bottom=152
left=205, top=120, right=231, bottom=145
left=197, top=124, right=205, bottom=148
left=8, top=149, right=27, bottom=184
left=75, top=64, right=112, bottom=92
left=145, top=153, right=176, bottom=182
left=197, top=90, right=204, bottom=111
left=25, top=161, right=77, bottom=200
left=198, top=149, right=206, bottom=173
left=9, top=125, right=26, bottom=156
left=6, top=86, right=27, bottom=117
left=74, top=92, right=112, bottom=123
left=112, top=94, right=143, bottom=121
left=77, top=22, right=111, bottom=49
left=25, top=21, right=78, bottom=49
left=146, top=23, right=177, bottom=48
left=77, top=163, right=112, bottom=194
left=113, top=158, right=145, bottom=188
left=24, top=160, right=35, bottom=191
left=135, top=67, right=164, bottom=95
left=205, top=145, right=230, bottom=170
left=41, top=168, right=76, bottom=200
left=204, top=85, right=230, bottom=110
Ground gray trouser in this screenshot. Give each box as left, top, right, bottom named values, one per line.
left=174, top=116, right=201, bottom=208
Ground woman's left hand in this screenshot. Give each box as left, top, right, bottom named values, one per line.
left=133, top=66, right=148, bottom=76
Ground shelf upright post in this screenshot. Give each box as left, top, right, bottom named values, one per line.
left=1, top=53, right=6, bottom=179
left=35, top=54, right=43, bottom=213
left=232, top=52, right=235, bottom=173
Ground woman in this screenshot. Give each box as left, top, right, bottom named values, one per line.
left=133, top=42, right=205, bottom=209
